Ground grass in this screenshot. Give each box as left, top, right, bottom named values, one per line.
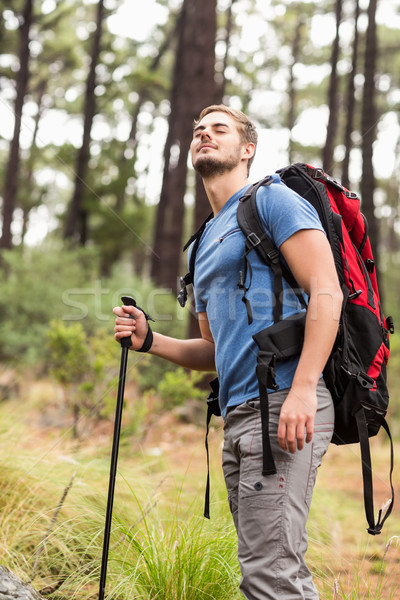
left=0, top=434, right=240, bottom=599
left=0, top=376, right=399, bottom=599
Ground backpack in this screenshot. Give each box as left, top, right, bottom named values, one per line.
left=179, top=162, right=394, bottom=534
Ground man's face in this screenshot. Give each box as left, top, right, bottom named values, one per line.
left=190, top=111, right=245, bottom=178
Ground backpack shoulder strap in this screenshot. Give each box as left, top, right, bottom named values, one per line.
left=237, top=176, right=307, bottom=323
left=178, top=212, right=213, bottom=307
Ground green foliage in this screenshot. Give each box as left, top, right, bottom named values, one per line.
left=156, top=366, right=205, bottom=409
left=0, top=245, right=186, bottom=368
left=106, top=507, right=240, bottom=600
left=47, top=320, right=90, bottom=385
left=46, top=320, right=120, bottom=436
left=0, top=247, right=98, bottom=366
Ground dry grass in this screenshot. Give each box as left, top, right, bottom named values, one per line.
left=0, top=376, right=399, bottom=599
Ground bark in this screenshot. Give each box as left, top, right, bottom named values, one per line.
left=0, top=0, right=32, bottom=250
left=360, top=0, right=379, bottom=267
left=21, top=80, right=47, bottom=246
left=341, top=0, right=360, bottom=190
left=188, top=0, right=234, bottom=339
left=322, top=0, right=343, bottom=172
left=287, top=16, right=305, bottom=164
left=150, top=0, right=217, bottom=291
left=64, top=0, right=104, bottom=244
left=216, top=0, right=237, bottom=101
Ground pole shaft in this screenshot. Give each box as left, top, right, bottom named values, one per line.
left=98, top=345, right=129, bottom=600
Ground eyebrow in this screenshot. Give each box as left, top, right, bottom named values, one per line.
left=193, top=122, right=230, bottom=132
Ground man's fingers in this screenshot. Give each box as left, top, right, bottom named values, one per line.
left=278, top=415, right=314, bottom=453
left=113, top=305, right=136, bottom=344
left=277, top=421, right=288, bottom=451
left=113, top=304, right=140, bottom=319
left=305, top=416, right=314, bottom=444
left=286, top=423, right=297, bottom=453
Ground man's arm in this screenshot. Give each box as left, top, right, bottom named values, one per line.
left=278, top=228, right=343, bottom=453
left=113, top=305, right=215, bottom=371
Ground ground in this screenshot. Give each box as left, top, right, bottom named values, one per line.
left=7, top=377, right=400, bottom=599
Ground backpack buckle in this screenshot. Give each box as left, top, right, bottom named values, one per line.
left=177, top=276, right=189, bottom=307
left=312, top=167, right=324, bottom=179
left=344, top=191, right=359, bottom=200
left=247, top=232, right=261, bottom=247
left=257, top=351, right=280, bottom=390
left=386, top=315, right=394, bottom=335
left=267, top=248, right=280, bottom=264
left=356, top=372, right=375, bottom=389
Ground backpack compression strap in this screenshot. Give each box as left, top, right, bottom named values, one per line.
left=203, top=377, right=220, bottom=519
left=355, top=409, right=395, bottom=534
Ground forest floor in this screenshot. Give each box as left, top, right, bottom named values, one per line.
left=4, top=376, right=400, bottom=599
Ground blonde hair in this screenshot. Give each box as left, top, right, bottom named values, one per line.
left=194, top=104, right=258, bottom=174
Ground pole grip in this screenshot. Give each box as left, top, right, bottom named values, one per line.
left=120, top=296, right=136, bottom=348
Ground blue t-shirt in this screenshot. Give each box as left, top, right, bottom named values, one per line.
left=191, top=173, right=324, bottom=418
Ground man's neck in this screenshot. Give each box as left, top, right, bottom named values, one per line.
left=203, top=171, right=250, bottom=215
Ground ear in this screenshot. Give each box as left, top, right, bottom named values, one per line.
left=241, top=142, right=255, bottom=161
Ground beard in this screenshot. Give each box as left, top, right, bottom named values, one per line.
left=193, top=148, right=242, bottom=178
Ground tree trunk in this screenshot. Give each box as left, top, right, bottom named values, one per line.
left=287, top=16, right=305, bottom=164
left=216, top=0, right=237, bottom=101
left=322, top=0, right=343, bottom=172
left=64, top=0, right=104, bottom=244
left=21, top=79, right=47, bottom=246
left=117, top=18, right=179, bottom=212
left=360, top=0, right=379, bottom=268
left=0, top=0, right=32, bottom=250
left=341, top=0, right=360, bottom=190
left=150, top=0, right=217, bottom=292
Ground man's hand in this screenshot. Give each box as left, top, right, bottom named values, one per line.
left=277, top=386, right=317, bottom=453
left=113, top=304, right=149, bottom=351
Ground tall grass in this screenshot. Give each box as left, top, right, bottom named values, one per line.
left=0, top=406, right=240, bottom=599
left=63, top=501, right=241, bottom=600
left=1, top=391, right=399, bottom=599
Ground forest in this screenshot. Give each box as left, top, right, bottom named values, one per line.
left=1, top=0, right=400, bottom=598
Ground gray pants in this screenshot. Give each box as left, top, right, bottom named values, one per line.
left=222, top=380, right=334, bottom=600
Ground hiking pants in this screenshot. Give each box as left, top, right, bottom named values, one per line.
left=222, top=380, right=334, bottom=600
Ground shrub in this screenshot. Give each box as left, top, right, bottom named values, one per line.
left=156, top=367, right=205, bottom=409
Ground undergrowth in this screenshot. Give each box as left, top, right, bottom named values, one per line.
left=0, top=380, right=399, bottom=599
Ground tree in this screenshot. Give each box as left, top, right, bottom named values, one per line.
left=341, top=0, right=360, bottom=189
left=64, top=0, right=105, bottom=245
left=360, top=0, right=379, bottom=267
left=322, top=0, right=343, bottom=172
left=287, top=14, right=306, bottom=164
left=150, top=0, right=219, bottom=292
left=0, top=0, right=32, bottom=251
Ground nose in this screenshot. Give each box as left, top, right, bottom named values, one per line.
left=200, top=127, right=212, bottom=140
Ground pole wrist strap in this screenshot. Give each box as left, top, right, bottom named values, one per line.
left=137, top=325, right=153, bottom=353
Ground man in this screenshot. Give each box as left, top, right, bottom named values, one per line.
left=113, top=105, right=343, bottom=599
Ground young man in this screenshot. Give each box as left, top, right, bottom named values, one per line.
left=114, top=105, right=343, bottom=599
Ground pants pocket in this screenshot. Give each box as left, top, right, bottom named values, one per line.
left=304, top=431, right=332, bottom=508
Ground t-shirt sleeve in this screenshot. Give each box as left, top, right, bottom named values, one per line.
left=256, top=175, right=325, bottom=248
left=194, top=291, right=206, bottom=313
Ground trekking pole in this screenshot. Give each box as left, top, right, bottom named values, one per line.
left=98, top=295, right=136, bottom=600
